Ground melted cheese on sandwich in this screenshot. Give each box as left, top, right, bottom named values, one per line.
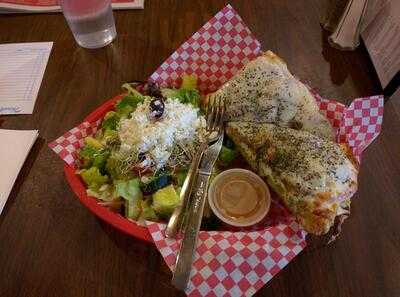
left=226, top=122, right=358, bottom=235
left=209, top=51, right=335, bottom=140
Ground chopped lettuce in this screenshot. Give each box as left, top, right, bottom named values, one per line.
left=116, top=84, right=145, bottom=118
left=87, top=184, right=116, bottom=201
left=152, top=185, right=180, bottom=218
left=126, top=198, right=141, bottom=219
left=115, top=96, right=140, bottom=118
left=218, top=145, right=237, bottom=167
left=79, top=167, right=108, bottom=190
left=93, top=148, right=109, bottom=170
left=84, top=136, right=103, bottom=149
left=92, top=150, right=110, bottom=171
left=116, top=179, right=143, bottom=219
left=116, top=179, right=142, bottom=201
left=138, top=199, right=158, bottom=221
left=161, top=75, right=200, bottom=107
left=122, top=83, right=145, bottom=99
left=105, top=152, right=134, bottom=180
left=79, top=145, right=98, bottom=168
left=102, top=129, right=119, bottom=146
left=101, top=111, right=120, bottom=131
left=78, top=137, right=110, bottom=171
left=175, top=168, right=188, bottom=187
left=161, top=88, right=200, bottom=107
left=105, top=154, right=119, bottom=179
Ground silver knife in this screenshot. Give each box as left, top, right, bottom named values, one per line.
left=165, top=141, right=208, bottom=238
left=171, top=134, right=224, bottom=290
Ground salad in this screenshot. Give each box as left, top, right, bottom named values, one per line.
left=77, top=75, right=237, bottom=224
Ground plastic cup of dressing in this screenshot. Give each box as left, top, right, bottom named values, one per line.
left=208, top=169, right=271, bottom=227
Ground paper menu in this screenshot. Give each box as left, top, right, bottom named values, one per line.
left=0, top=129, right=38, bottom=214
left=0, top=42, right=52, bottom=115
left=362, top=0, right=400, bottom=89
left=362, top=0, right=389, bottom=30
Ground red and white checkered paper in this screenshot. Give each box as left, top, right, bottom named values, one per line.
left=147, top=219, right=306, bottom=297
left=310, top=89, right=384, bottom=162
left=49, top=119, right=101, bottom=166
left=49, top=4, right=384, bottom=297
left=149, top=5, right=261, bottom=93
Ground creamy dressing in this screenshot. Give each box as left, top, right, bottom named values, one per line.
left=211, top=170, right=270, bottom=225
left=217, top=179, right=261, bottom=218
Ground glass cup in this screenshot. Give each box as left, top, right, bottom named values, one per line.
left=59, top=0, right=117, bottom=49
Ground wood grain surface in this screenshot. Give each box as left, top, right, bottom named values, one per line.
left=0, top=1, right=399, bottom=297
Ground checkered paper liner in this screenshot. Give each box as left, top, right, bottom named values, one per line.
left=48, top=4, right=384, bottom=297
left=310, top=89, right=384, bottom=162
left=147, top=220, right=306, bottom=297
left=49, top=119, right=101, bottom=166
left=149, top=5, right=261, bottom=93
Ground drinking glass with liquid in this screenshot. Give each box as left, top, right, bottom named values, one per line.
left=60, top=0, right=117, bottom=49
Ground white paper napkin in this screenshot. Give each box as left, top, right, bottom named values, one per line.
left=0, top=129, right=38, bottom=214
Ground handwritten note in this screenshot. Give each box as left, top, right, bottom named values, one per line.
left=0, top=42, right=52, bottom=114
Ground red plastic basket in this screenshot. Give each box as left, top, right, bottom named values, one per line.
left=63, top=94, right=153, bottom=243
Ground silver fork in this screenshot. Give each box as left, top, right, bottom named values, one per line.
left=165, top=94, right=224, bottom=239
left=171, top=95, right=225, bottom=290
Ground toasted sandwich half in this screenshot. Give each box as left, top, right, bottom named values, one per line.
left=207, top=51, right=335, bottom=140
left=226, top=122, right=358, bottom=235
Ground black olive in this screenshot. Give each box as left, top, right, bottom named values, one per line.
left=149, top=97, right=165, bottom=119
left=138, top=152, right=146, bottom=162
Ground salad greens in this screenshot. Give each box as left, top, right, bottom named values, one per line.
left=101, top=111, right=120, bottom=131
left=126, top=198, right=141, bottom=219
left=174, top=168, right=188, bottom=187
left=77, top=75, right=238, bottom=223
left=79, top=167, right=109, bottom=190
left=152, top=185, right=180, bottom=218
left=218, top=146, right=237, bottom=167
left=115, top=179, right=143, bottom=219
left=161, top=75, right=201, bottom=107
left=115, top=179, right=142, bottom=200
left=218, top=136, right=237, bottom=167
left=138, top=199, right=158, bottom=221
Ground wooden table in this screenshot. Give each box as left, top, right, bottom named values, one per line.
left=1, top=1, right=399, bottom=296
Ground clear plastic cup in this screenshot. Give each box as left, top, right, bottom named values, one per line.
left=59, top=0, right=117, bottom=49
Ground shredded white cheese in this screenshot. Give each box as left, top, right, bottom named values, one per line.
left=118, top=98, right=206, bottom=169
